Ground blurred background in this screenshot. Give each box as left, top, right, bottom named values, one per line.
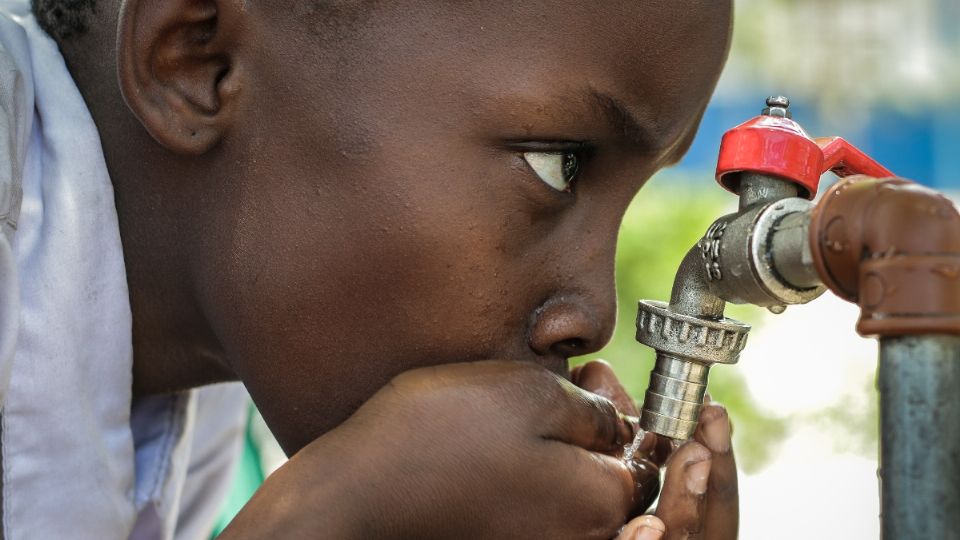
left=580, top=0, right=959, bottom=537
left=214, top=1, right=959, bottom=537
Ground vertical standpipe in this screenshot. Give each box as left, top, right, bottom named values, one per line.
left=807, top=176, right=960, bottom=539
left=878, top=336, right=960, bottom=539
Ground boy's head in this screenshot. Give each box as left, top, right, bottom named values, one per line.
left=42, top=0, right=732, bottom=453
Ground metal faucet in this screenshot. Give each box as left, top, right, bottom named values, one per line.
left=637, top=97, right=834, bottom=440
left=636, top=97, right=960, bottom=538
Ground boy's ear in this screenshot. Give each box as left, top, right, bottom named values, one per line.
left=117, top=0, right=242, bottom=155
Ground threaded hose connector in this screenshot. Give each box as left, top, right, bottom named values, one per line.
left=636, top=301, right=751, bottom=440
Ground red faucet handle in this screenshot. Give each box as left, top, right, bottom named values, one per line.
left=716, top=98, right=895, bottom=200
left=815, top=137, right=895, bottom=180
left=716, top=114, right=825, bottom=200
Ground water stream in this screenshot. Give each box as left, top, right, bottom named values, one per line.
left=623, top=428, right=647, bottom=462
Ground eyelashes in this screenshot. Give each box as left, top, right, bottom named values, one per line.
left=510, top=140, right=591, bottom=193
left=522, top=151, right=581, bottom=192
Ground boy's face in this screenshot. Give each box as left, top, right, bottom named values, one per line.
left=195, top=0, right=732, bottom=452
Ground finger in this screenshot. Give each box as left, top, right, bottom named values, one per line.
left=628, top=457, right=662, bottom=516
left=693, top=403, right=739, bottom=540
left=655, top=442, right=712, bottom=539
left=544, top=380, right=634, bottom=454
left=569, top=364, right=584, bottom=385
left=539, top=446, right=659, bottom=539
left=617, top=515, right=666, bottom=540
left=646, top=433, right=677, bottom=467
left=574, top=360, right=639, bottom=416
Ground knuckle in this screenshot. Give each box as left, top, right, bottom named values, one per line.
left=585, top=394, right=619, bottom=444
left=520, top=365, right=567, bottom=405
left=385, top=367, right=427, bottom=395
left=592, top=393, right=618, bottom=418
left=555, top=456, right=630, bottom=538
left=382, top=365, right=454, bottom=409
left=709, top=478, right=739, bottom=502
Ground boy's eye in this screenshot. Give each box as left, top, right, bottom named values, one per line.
left=522, top=152, right=581, bottom=192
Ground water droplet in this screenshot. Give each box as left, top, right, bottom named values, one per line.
left=623, top=428, right=648, bottom=462
left=669, top=438, right=685, bottom=453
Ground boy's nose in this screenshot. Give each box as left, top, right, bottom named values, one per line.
left=527, top=296, right=615, bottom=359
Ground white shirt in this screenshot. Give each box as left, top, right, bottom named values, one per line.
left=0, top=4, right=249, bottom=539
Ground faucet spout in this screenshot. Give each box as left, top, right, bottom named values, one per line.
left=637, top=174, right=824, bottom=441
left=669, top=245, right=725, bottom=319
left=636, top=239, right=749, bottom=441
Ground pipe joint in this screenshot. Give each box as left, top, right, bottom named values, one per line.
left=810, top=176, right=960, bottom=336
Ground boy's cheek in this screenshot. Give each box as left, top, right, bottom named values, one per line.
left=205, top=171, right=573, bottom=452
left=193, top=0, right=733, bottom=450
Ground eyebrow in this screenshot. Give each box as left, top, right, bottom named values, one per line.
left=587, top=90, right=671, bottom=153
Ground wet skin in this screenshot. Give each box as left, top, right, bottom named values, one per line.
left=57, top=0, right=734, bottom=537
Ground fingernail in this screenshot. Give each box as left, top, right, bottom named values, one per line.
left=633, top=516, right=665, bottom=540
left=685, top=459, right=711, bottom=495
left=635, top=527, right=664, bottom=539
left=702, top=407, right=731, bottom=453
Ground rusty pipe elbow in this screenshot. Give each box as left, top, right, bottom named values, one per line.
left=810, top=176, right=960, bottom=336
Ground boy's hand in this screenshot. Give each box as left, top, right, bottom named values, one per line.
left=221, top=360, right=661, bottom=539
left=573, top=361, right=738, bottom=540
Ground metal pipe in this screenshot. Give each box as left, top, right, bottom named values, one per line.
left=878, top=335, right=960, bottom=539
left=808, top=176, right=960, bottom=336
left=738, top=172, right=799, bottom=211
left=769, top=209, right=820, bottom=289
left=808, top=176, right=960, bottom=538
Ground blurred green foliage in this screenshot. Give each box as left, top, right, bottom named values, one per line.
left=572, top=173, right=787, bottom=473
left=806, top=377, right=879, bottom=457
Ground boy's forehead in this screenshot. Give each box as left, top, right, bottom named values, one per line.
left=298, top=0, right=730, bottom=61
left=266, top=0, right=731, bottom=163
left=319, top=1, right=730, bottom=97
left=343, top=1, right=731, bottom=141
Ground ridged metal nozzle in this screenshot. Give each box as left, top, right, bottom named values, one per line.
left=636, top=300, right=750, bottom=440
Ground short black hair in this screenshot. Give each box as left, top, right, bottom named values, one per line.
left=32, top=0, right=96, bottom=41
left=31, top=1, right=366, bottom=43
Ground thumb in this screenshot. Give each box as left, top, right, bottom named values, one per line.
left=655, top=442, right=712, bottom=538
left=617, top=515, right=666, bottom=540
